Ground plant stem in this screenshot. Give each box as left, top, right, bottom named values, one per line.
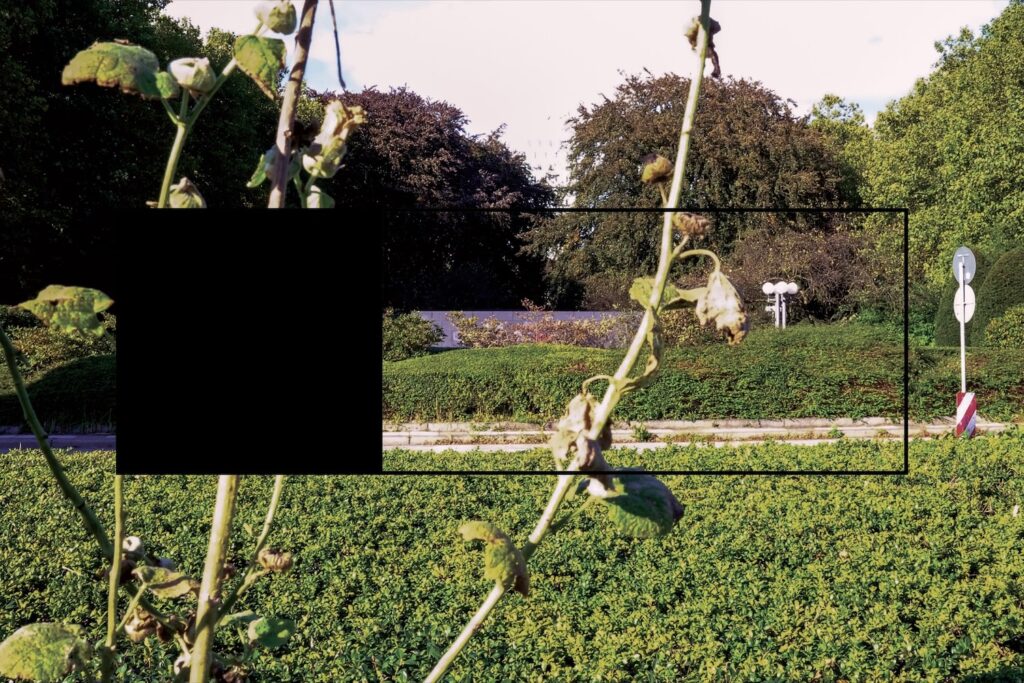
left=157, top=93, right=191, bottom=208
left=101, top=475, right=124, bottom=682
left=190, top=475, right=240, bottom=683
left=0, top=325, right=175, bottom=632
left=217, top=475, right=285, bottom=622
left=587, top=0, right=713, bottom=440
left=425, top=462, right=582, bottom=683
left=269, top=0, right=319, bottom=208
left=423, top=584, right=505, bottom=683
left=423, top=4, right=715, bottom=679
left=0, top=325, right=112, bottom=554
left=115, top=584, right=146, bottom=634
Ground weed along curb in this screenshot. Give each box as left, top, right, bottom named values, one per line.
left=382, top=417, right=1014, bottom=448
left=0, top=434, right=116, bottom=452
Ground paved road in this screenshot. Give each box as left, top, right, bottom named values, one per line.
left=0, top=434, right=116, bottom=452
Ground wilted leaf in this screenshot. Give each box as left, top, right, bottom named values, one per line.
left=458, top=521, right=529, bottom=596
left=18, top=285, right=113, bottom=337
left=247, top=616, right=295, bottom=649
left=133, top=566, right=199, bottom=598
left=246, top=151, right=271, bottom=188
left=662, top=286, right=707, bottom=311
left=61, top=41, right=162, bottom=99
left=0, top=623, right=91, bottom=682
left=233, top=35, right=286, bottom=100
left=596, top=469, right=684, bottom=538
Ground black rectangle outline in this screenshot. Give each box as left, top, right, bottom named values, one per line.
left=382, top=207, right=910, bottom=476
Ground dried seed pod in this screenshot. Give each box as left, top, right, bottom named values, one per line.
left=220, top=562, right=237, bottom=580
left=168, top=57, right=216, bottom=95
left=124, top=609, right=157, bottom=643
left=671, top=212, right=710, bottom=237
left=257, top=548, right=294, bottom=573
left=122, top=536, right=144, bottom=556
left=640, top=154, right=673, bottom=184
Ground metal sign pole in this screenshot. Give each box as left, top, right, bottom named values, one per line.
left=959, top=259, right=967, bottom=393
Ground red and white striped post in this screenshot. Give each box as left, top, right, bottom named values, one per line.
left=955, top=391, right=977, bottom=438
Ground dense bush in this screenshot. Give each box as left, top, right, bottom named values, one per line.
left=0, top=306, right=116, bottom=429
left=382, top=309, right=442, bottom=361
left=985, top=305, right=1024, bottom=349
left=974, top=249, right=1024, bottom=346
left=4, top=435, right=1024, bottom=680
left=934, top=249, right=991, bottom=347
left=384, top=323, right=1024, bottom=422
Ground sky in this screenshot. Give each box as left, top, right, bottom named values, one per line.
left=163, top=0, right=1009, bottom=182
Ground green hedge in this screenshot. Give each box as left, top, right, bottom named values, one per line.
left=0, top=306, right=116, bottom=430
left=3, top=435, right=1023, bottom=680
left=384, top=323, right=1024, bottom=422
left=974, top=249, right=1024, bottom=346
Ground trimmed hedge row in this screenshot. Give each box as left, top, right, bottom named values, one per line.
left=0, top=306, right=116, bottom=430
left=3, top=435, right=1023, bottom=680
left=384, top=323, right=1024, bottom=422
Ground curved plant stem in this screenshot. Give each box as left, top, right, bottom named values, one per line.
left=673, top=247, right=721, bottom=268
left=217, top=475, right=286, bottom=621
left=100, top=474, right=124, bottom=682
left=157, top=92, right=191, bottom=208
left=587, top=0, right=713, bottom=440
left=0, top=325, right=112, bottom=554
left=190, top=475, right=240, bottom=683
left=422, top=3, right=715, bottom=680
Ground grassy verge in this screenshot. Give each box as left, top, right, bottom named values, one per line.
left=384, top=323, right=1024, bottom=423
left=3, top=434, right=1023, bottom=680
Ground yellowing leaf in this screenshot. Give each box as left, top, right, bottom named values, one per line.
left=61, top=41, right=162, bottom=99
left=459, top=521, right=529, bottom=596
left=0, top=623, right=91, bottom=682
left=233, top=35, right=286, bottom=100
left=18, top=286, right=113, bottom=337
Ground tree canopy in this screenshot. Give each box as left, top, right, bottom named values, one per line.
left=521, top=73, right=850, bottom=309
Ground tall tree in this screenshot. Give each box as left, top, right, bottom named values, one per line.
left=522, top=73, right=848, bottom=308
left=861, top=1, right=1024, bottom=297
left=300, top=87, right=556, bottom=309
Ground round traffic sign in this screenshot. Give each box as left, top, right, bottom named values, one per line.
left=954, top=283, right=976, bottom=323
left=952, top=246, right=976, bottom=284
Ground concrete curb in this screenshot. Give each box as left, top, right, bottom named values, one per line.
left=0, top=434, right=116, bottom=452
left=383, top=418, right=1014, bottom=448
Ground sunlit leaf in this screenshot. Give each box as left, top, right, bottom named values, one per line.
left=247, top=616, right=295, bottom=649
left=18, top=285, right=113, bottom=337
left=0, top=623, right=91, bottom=682
left=61, top=41, right=162, bottom=99
left=458, top=521, right=529, bottom=596
left=233, top=35, right=286, bottom=100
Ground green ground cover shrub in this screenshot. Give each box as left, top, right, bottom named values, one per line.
left=4, top=434, right=1023, bottom=681
left=985, top=305, right=1024, bottom=349
left=382, top=309, right=443, bottom=361
left=384, top=323, right=1024, bottom=422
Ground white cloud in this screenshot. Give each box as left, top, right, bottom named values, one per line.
left=163, top=0, right=1009, bottom=181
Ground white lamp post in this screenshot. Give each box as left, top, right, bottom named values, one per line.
left=762, top=280, right=800, bottom=328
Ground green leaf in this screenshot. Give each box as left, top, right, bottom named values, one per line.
left=0, top=623, right=91, bottom=682
left=458, top=521, right=529, bottom=596
left=247, top=616, right=295, bottom=649
left=220, top=611, right=259, bottom=629
left=155, top=71, right=180, bottom=99
left=18, top=286, right=113, bottom=337
left=233, top=35, right=286, bottom=100
left=629, top=277, right=687, bottom=311
left=596, top=469, right=684, bottom=538
left=61, top=41, right=162, bottom=99
left=247, top=151, right=270, bottom=188
left=132, top=566, right=199, bottom=599
left=662, top=286, right=707, bottom=311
